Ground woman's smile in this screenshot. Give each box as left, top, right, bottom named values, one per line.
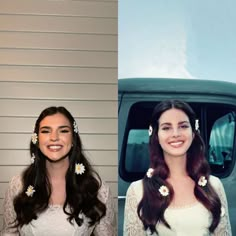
left=38, top=113, right=73, bottom=162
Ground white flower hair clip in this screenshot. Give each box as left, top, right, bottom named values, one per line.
left=159, top=185, right=169, bottom=197
left=146, top=228, right=152, bottom=236
left=31, top=133, right=38, bottom=144
left=146, top=168, right=154, bottom=178
left=31, top=153, right=35, bottom=164
left=25, top=185, right=35, bottom=197
left=198, top=176, right=207, bottom=187
left=195, top=119, right=199, bottom=131
left=73, top=121, right=78, bottom=133
left=220, top=206, right=225, bottom=217
left=75, top=163, right=85, bottom=175
left=148, top=125, right=153, bottom=136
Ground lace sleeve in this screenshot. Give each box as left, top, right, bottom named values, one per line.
left=93, top=183, right=116, bottom=236
left=1, top=175, right=22, bottom=236
left=123, top=182, right=146, bottom=236
left=212, top=178, right=232, bottom=236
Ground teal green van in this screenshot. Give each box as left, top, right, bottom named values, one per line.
left=118, top=78, right=236, bottom=235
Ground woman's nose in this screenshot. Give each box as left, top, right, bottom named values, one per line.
left=172, top=128, right=180, bottom=137
left=50, top=131, right=59, bottom=141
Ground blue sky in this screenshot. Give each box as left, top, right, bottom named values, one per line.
left=119, top=0, right=236, bottom=83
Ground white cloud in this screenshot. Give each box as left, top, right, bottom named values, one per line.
left=119, top=23, right=194, bottom=79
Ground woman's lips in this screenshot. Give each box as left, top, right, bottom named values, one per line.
left=169, top=141, right=184, bottom=148
left=47, top=145, right=63, bottom=151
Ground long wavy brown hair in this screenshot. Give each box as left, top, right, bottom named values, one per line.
left=13, top=106, right=106, bottom=229
left=137, top=100, right=221, bottom=234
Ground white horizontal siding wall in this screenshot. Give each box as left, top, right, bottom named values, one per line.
left=0, top=0, right=118, bottom=230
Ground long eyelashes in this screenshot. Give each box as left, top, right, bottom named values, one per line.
left=40, top=129, right=70, bottom=134
left=161, top=125, right=190, bottom=131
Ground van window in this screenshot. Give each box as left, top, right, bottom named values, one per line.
left=207, top=109, right=236, bottom=176
left=125, top=129, right=149, bottom=173
left=121, top=101, right=236, bottom=180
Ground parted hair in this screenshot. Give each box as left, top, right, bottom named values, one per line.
left=13, top=106, right=106, bottom=229
left=137, top=100, right=221, bottom=234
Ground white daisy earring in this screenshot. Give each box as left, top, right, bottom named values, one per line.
left=75, top=163, right=85, bottom=175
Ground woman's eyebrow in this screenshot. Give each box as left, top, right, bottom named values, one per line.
left=178, top=121, right=190, bottom=125
left=58, top=125, right=71, bottom=129
left=39, top=126, right=51, bottom=130
left=39, top=125, right=71, bottom=130
left=159, top=122, right=171, bottom=127
left=159, top=121, right=190, bottom=127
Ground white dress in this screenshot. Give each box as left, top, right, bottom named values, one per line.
left=123, top=175, right=232, bottom=236
left=1, top=175, right=116, bottom=236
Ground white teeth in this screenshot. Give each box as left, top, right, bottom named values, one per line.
left=48, top=145, right=61, bottom=150
left=170, top=141, right=183, bottom=147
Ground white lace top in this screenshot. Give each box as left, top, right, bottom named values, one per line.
left=124, top=175, right=232, bottom=236
left=1, top=175, right=116, bottom=236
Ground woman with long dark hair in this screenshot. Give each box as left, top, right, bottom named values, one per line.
left=2, top=106, right=115, bottom=235
left=124, top=100, right=231, bottom=235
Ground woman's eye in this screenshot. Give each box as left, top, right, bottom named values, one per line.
left=40, top=130, right=49, bottom=133
left=60, top=129, right=70, bottom=133
left=162, top=127, right=170, bottom=131
left=180, top=125, right=189, bottom=129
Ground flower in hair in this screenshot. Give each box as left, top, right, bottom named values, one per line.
left=31, top=133, right=38, bottom=144
left=73, top=120, right=78, bottom=133
left=75, top=163, right=85, bottom=175
left=148, top=125, right=153, bottom=136
left=195, top=119, right=199, bottom=131
left=159, top=185, right=169, bottom=197
left=198, top=176, right=207, bottom=187
left=221, top=206, right=225, bottom=217
left=146, top=228, right=152, bottom=236
left=30, top=154, right=35, bottom=164
left=146, top=168, right=154, bottom=178
left=25, top=185, right=35, bottom=197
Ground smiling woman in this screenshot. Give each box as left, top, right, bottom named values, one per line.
left=123, top=100, right=232, bottom=236
left=1, top=106, right=116, bottom=236
left=38, top=113, right=73, bottom=163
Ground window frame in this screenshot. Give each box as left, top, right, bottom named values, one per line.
left=119, top=101, right=236, bottom=181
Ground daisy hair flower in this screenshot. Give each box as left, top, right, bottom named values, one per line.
left=25, top=185, right=35, bottom=197
left=198, top=176, right=207, bottom=187
left=75, top=163, right=85, bottom=175
left=31, top=133, right=38, bottom=144
left=148, top=125, right=153, bottom=136
left=159, top=185, right=169, bottom=197
left=30, top=153, right=35, bottom=164
left=146, top=168, right=154, bottom=178
left=73, top=120, right=78, bottom=133
left=146, top=228, right=152, bottom=236
left=221, top=206, right=225, bottom=217
left=195, top=119, right=199, bottom=131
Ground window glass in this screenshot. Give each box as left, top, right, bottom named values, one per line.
left=125, top=129, right=149, bottom=172
left=207, top=109, right=235, bottom=175
left=122, top=102, right=235, bottom=179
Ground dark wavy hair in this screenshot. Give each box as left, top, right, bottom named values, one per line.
left=13, top=106, right=106, bottom=229
left=137, top=100, right=221, bottom=234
